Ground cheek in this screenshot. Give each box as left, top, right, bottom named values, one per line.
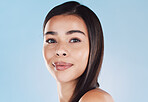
left=78, top=49, right=89, bottom=66
left=43, top=45, right=55, bottom=63
left=70, top=47, right=89, bottom=80
left=71, top=45, right=89, bottom=69
left=72, top=43, right=89, bottom=60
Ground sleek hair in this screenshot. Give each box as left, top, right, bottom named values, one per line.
left=43, top=1, right=104, bottom=102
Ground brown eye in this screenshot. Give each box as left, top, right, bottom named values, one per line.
left=70, top=38, right=81, bottom=43
left=46, top=39, right=57, bottom=44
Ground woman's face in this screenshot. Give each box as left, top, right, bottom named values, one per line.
left=43, top=15, right=89, bottom=83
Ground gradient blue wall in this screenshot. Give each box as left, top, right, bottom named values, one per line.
left=0, top=0, right=148, bottom=102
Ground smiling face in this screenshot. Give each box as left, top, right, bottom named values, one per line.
left=43, top=15, right=89, bottom=83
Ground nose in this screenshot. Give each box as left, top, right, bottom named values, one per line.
left=55, top=44, right=68, bottom=57
left=56, top=53, right=67, bottom=56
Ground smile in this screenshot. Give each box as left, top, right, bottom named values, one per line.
left=53, top=62, right=73, bottom=71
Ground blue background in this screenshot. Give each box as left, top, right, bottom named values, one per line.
left=0, top=0, right=148, bottom=102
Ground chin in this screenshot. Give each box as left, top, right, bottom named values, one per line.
left=54, top=73, right=73, bottom=83
left=53, top=71, right=79, bottom=84
left=49, top=65, right=85, bottom=83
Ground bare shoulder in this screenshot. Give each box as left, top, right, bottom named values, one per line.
left=79, top=88, right=114, bottom=102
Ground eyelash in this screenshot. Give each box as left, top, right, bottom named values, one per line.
left=45, top=38, right=81, bottom=44
left=46, top=38, right=57, bottom=44
left=70, top=38, right=81, bottom=43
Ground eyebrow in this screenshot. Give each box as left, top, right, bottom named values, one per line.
left=44, top=30, right=85, bottom=36
left=44, top=31, right=57, bottom=35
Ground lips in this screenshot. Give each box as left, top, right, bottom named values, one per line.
left=52, top=62, right=73, bottom=71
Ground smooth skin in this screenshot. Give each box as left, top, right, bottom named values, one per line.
left=79, top=88, right=114, bottom=102
left=43, top=15, right=114, bottom=102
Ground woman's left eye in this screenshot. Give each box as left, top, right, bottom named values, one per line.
left=70, top=38, right=81, bottom=43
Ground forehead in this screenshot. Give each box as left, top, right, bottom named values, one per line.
left=44, top=15, right=88, bottom=35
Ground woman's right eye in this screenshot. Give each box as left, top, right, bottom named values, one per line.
left=46, top=39, right=57, bottom=44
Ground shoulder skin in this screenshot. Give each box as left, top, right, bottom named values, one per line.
left=79, top=88, right=114, bottom=102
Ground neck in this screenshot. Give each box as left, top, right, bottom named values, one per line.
left=57, top=80, right=77, bottom=102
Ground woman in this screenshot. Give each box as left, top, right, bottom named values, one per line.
left=42, top=1, right=114, bottom=102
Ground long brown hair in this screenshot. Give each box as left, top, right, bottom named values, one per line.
left=43, top=1, right=104, bottom=102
